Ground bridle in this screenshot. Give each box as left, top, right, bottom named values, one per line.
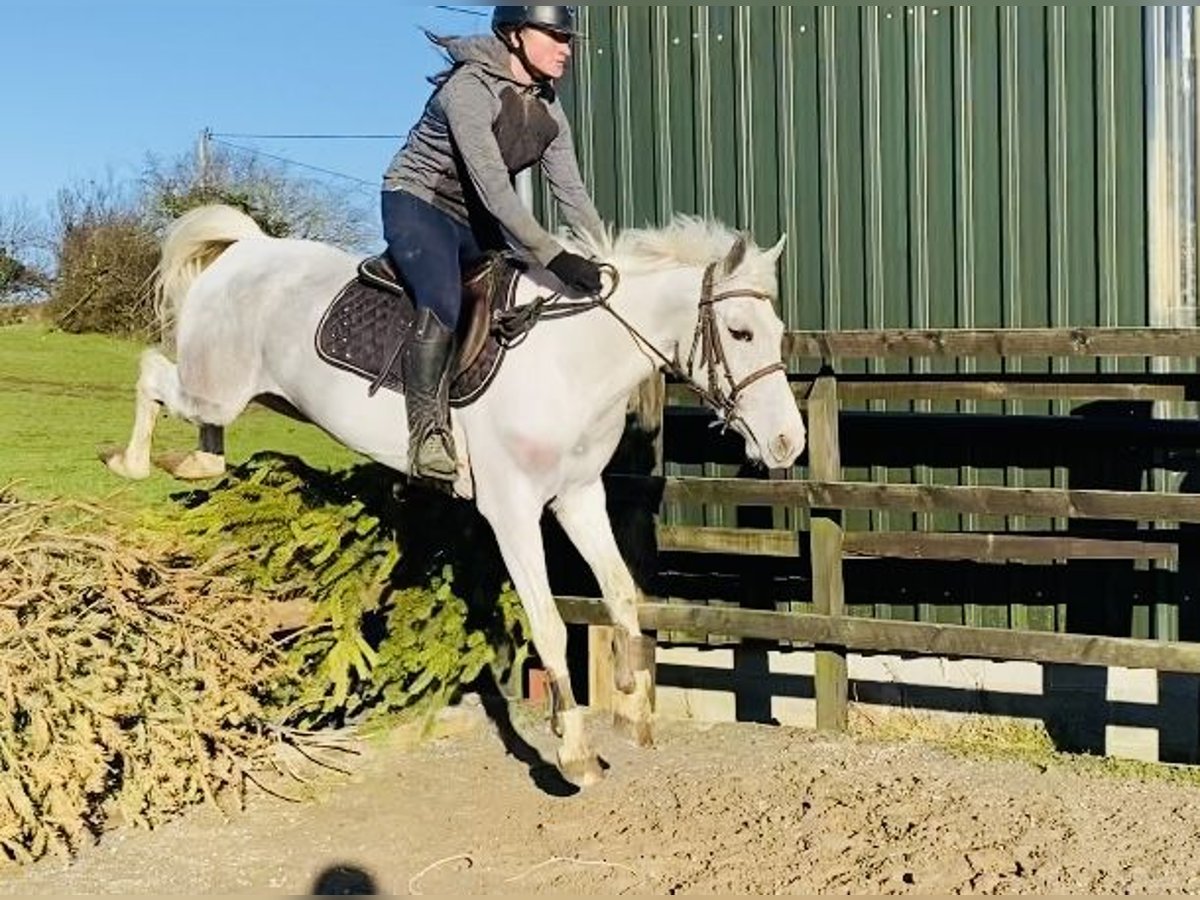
left=677, top=261, right=787, bottom=425
left=492, top=258, right=785, bottom=432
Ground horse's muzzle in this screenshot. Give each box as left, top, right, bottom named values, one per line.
left=767, top=427, right=805, bottom=469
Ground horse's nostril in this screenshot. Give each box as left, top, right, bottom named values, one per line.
left=770, top=434, right=792, bottom=461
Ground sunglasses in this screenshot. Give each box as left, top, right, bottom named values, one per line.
left=527, top=24, right=576, bottom=45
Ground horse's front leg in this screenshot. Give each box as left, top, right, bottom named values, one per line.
left=475, top=481, right=604, bottom=787
left=551, top=478, right=655, bottom=748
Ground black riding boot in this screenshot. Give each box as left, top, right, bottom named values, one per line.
left=403, top=308, right=458, bottom=481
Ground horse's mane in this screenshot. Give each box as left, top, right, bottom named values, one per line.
left=564, top=215, right=784, bottom=432
left=562, top=215, right=777, bottom=287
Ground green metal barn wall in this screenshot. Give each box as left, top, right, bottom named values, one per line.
left=544, top=6, right=1147, bottom=335
left=537, top=6, right=1161, bottom=637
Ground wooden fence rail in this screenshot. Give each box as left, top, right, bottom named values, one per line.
left=661, top=478, right=1200, bottom=523
left=556, top=598, right=1200, bottom=676
left=784, top=327, right=1200, bottom=360
left=576, top=328, right=1200, bottom=731
left=657, top=525, right=1179, bottom=564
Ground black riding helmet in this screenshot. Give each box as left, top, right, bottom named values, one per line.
left=492, top=6, right=579, bottom=38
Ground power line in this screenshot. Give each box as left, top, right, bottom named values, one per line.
left=435, top=5, right=489, bottom=17
left=210, top=132, right=403, bottom=140
left=207, top=136, right=378, bottom=190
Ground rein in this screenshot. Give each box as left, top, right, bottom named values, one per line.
left=491, top=260, right=784, bottom=431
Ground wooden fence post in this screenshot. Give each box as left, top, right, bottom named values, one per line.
left=808, top=367, right=849, bottom=731
left=588, top=625, right=616, bottom=711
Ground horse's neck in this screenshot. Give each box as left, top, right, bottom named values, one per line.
left=562, top=266, right=701, bottom=409
left=502, top=266, right=700, bottom=428
left=617, top=264, right=704, bottom=355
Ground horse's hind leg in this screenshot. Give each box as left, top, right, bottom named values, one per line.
left=101, top=349, right=227, bottom=481
left=157, top=423, right=227, bottom=480
left=102, top=349, right=172, bottom=479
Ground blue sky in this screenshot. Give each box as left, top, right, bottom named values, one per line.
left=0, top=2, right=489, bottom=215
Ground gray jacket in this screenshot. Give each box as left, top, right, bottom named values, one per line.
left=383, top=34, right=603, bottom=265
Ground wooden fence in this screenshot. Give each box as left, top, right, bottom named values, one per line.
left=564, top=327, right=1200, bottom=730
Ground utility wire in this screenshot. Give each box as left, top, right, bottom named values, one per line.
left=207, top=136, right=378, bottom=190
left=435, top=5, right=489, bottom=17
left=210, top=132, right=403, bottom=140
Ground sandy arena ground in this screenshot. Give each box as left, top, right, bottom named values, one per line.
left=2, top=699, right=1200, bottom=895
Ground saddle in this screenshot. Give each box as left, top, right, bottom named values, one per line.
left=314, top=252, right=521, bottom=407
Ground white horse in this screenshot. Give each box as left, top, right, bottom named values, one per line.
left=103, top=204, right=806, bottom=786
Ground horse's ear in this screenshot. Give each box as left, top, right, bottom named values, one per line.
left=722, top=233, right=749, bottom=275
left=766, top=233, right=787, bottom=265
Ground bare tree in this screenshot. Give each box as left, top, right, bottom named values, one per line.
left=45, top=173, right=158, bottom=336
left=37, top=147, right=377, bottom=336
left=141, top=145, right=376, bottom=252
left=0, top=199, right=51, bottom=304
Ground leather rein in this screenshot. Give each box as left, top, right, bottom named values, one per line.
left=492, top=259, right=785, bottom=431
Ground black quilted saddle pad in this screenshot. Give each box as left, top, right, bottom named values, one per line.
left=314, top=259, right=518, bottom=408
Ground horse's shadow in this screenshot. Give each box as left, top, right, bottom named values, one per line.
left=475, top=673, right=585, bottom=798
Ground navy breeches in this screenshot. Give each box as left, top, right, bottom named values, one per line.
left=381, top=190, right=484, bottom=330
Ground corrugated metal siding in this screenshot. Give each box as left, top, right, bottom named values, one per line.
left=546, top=5, right=1147, bottom=334
left=538, top=6, right=1152, bottom=636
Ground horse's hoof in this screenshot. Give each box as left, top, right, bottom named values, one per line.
left=99, top=446, right=150, bottom=480
left=613, top=712, right=654, bottom=749
left=155, top=450, right=225, bottom=481
left=558, top=752, right=605, bottom=788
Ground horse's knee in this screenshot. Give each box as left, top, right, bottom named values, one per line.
left=136, top=350, right=178, bottom=404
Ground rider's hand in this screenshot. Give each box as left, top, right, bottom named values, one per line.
left=547, top=251, right=603, bottom=295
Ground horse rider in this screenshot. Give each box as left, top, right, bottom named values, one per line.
left=381, top=4, right=605, bottom=483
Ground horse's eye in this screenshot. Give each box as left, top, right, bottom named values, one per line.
left=730, top=328, right=754, bottom=343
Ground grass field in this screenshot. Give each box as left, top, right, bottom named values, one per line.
left=0, top=322, right=361, bottom=510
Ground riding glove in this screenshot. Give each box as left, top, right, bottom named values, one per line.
left=547, top=251, right=603, bottom=295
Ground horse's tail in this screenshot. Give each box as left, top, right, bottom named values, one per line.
left=153, top=204, right=264, bottom=343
